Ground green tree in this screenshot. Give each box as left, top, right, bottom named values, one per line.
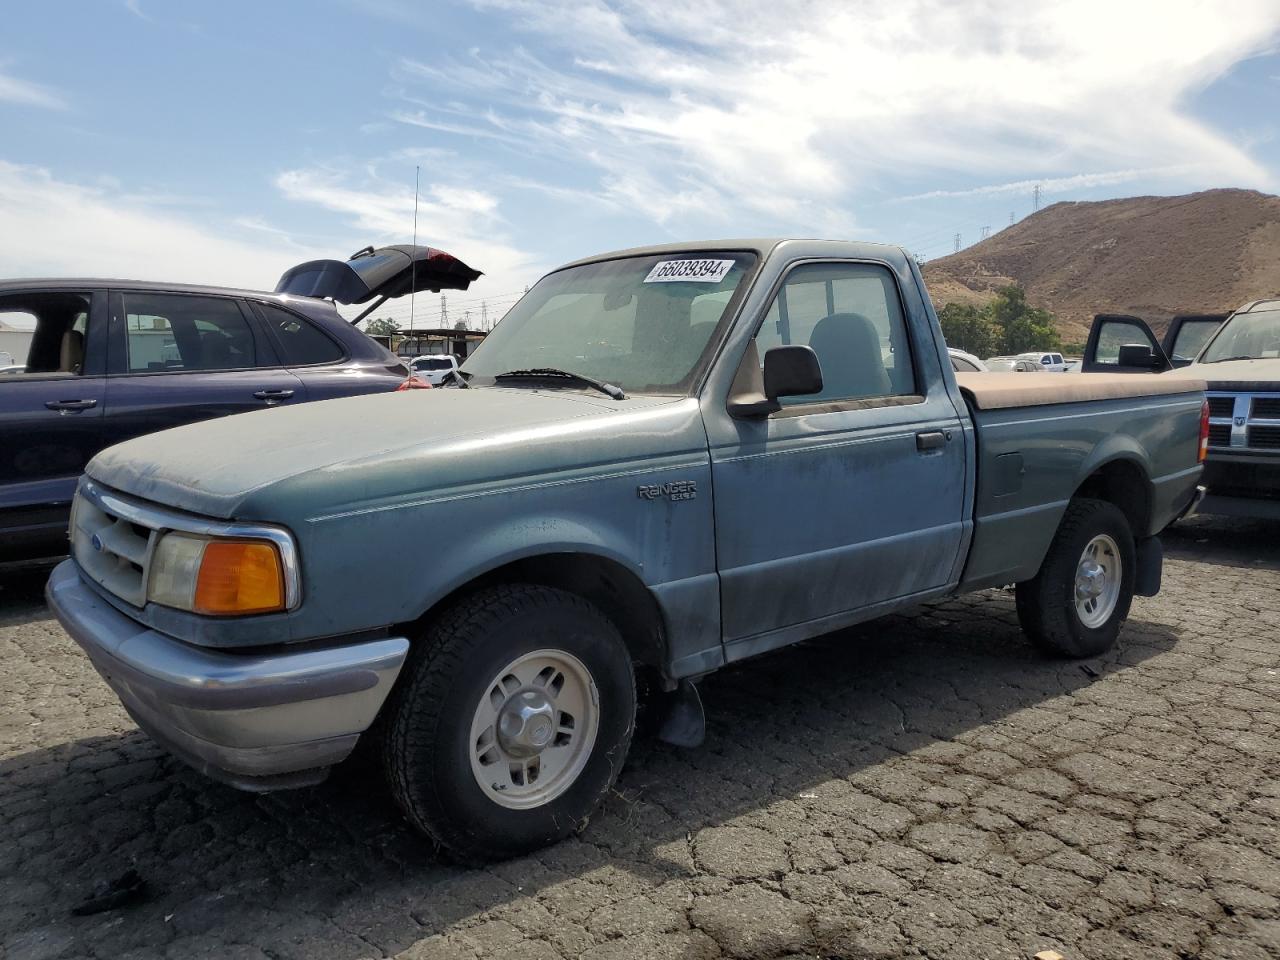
left=938, top=302, right=998, bottom=357
left=365, top=317, right=400, bottom=338
left=987, top=285, right=1062, bottom=354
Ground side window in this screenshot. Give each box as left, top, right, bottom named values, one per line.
left=1094, top=319, right=1157, bottom=365
left=1168, top=320, right=1219, bottom=362
left=753, top=262, right=916, bottom=404
left=123, top=294, right=255, bottom=373
left=259, top=304, right=344, bottom=365
left=0, top=293, right=93, bottom=376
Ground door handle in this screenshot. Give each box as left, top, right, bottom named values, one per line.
left=916, top=431, right=946, bottom=452
left=253, top=389, right=295, bottom=401
left=45, top=399, right=98, bottom=413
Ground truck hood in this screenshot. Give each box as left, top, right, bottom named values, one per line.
left=1170, top=357, right=1280, bottom=391
left=87, top=388, right=692, bottom=521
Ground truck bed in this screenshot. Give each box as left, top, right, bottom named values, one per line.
left=954, top=371, right=1207, bottom=409
left=954, top=373, right=1205, bottom=594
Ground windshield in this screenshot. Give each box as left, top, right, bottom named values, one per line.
left=463, top=252, right=758, bottom=394
left=1200, top=309, right=1280, bottom=362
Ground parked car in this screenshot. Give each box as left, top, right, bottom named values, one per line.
left=49, top=238, right=1205, bottom=861
left=1018, top=351, right=1067, bottom=372
left=987, top=356, right=1044, bottom=372
left=1082, top=302, right=1279, bottom=518
left=947, top=347, right=988, bottom=372
left=0, top=244, right=481, bottom=562
left=408, top=354, right=461, bottom=386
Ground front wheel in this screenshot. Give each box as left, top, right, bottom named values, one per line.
left=1016, top=498, right=1136, bottom=658
left=382, top=584, right=635, bottom=862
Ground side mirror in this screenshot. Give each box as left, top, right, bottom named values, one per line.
left=1117, top=344, right=1161, bottom=368
left=727, top=344, right=824, bottom=418
left=764, top=345, right=823, bottom=400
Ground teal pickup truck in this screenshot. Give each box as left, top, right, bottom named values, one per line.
left=48, top=239, right=1206, bottom=860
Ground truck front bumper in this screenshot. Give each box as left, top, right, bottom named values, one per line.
left=46, top=560, right=409, bottom=791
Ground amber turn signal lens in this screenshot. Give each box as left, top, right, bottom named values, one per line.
left=193, top=540, right=285, bottom=615
left=1198, top=398, right=1210, bottom=463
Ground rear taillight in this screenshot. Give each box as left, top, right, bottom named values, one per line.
left=1198, top=398, right=1209, bottom=462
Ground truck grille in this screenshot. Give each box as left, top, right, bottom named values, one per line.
left=1249, top=425, right=1280, bottom=449
left=1207, top=424, right=1232, bottom=447
left=1253, top=397, right=1280, bottom=419
left=1205, top=391, right=1280, bottom=454
left=71, top=482, right=162, bottom=607
left=1207, top=396, right=1235, bottom=418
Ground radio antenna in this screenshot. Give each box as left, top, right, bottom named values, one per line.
left=409, top=165, right=420, bottom=334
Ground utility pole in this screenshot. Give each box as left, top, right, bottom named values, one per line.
left=1033, top=184, right=1042, bottom=211
left=953, top=233, right=961, bottom=253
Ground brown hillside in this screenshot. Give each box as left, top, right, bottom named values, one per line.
left=922, top=188, right=1280, bottom=344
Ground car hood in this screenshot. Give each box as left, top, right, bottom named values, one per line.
left=1170, top=357, right=1280, bottom=391
left=87, top=388, right=695, bottom=521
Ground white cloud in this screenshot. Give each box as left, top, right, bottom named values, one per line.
left=124, top=0, right=153, bottom=22
left=896, top=167, right=1200, bottom=202
left=0, top=67, right=66, bottom=110
left=394, top=0, right=1280, bottom=230
left=0, top=160, right=322, bottom=288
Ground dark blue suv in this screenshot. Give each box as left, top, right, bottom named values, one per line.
left=0, top=245, right=482, bottom=562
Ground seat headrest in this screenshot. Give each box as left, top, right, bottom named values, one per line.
left=59, top=329, right=84, bottom=373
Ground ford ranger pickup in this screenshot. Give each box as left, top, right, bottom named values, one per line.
left=47, top=239, right=1207, bottom=860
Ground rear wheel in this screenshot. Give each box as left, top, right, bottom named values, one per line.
left=382, top=584, right=635, bottom=862
left=1016, top=498, right=1136, bottom=658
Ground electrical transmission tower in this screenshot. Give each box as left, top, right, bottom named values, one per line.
left=481, top=301, right=489, bottom=331
left=980, top=226, right=990, bottom=241
left=953, top=233, right=961, bottom=253
left=440, top=294, right=448, bottom=327
left=1033, top=184, right=1042, bottom=211
left=1009, top=211, right=1015, bottom=227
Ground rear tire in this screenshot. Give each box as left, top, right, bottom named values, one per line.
left=382, top=584, right=635, bottom=862
left=1016, top=498, right=1136, bottom=658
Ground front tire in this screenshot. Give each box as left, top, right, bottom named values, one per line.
left=382, top=584, right=635, bottom=862
left=1016, top=498, right=1136, bottom=658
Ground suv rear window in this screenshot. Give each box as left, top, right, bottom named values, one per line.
left=260, top=304, right=344, bottom=365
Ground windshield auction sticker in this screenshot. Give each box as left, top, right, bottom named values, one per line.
left=643, top=259, right=735, bottom=283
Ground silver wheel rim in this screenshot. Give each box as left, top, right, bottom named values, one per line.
left=468, top=648, right=599, bottom=810
left=1074, top=533, right=1121, bottom=629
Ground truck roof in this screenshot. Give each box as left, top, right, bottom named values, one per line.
left=557, top=238, right=910, bottom=272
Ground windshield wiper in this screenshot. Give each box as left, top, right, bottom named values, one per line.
left=440, top=368, right=470, bottom=388
left=1204, top=355, right=1259, bottom=363
left=493, top=368, right=627, bottom=400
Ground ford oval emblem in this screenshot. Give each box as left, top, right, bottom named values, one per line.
left=90, top=533, right=103, bottom=552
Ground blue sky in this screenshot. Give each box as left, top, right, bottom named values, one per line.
left=2, top=0, right=1279, bottom=330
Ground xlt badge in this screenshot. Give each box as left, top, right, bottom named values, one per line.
left=637, top=480, right=697, bottom=502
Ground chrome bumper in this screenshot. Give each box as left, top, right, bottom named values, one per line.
left=1177, top=484, right=1208, bottom=522
left=46, top=560, right=408, bottom=791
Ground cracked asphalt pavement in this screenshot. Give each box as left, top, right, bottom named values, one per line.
left=2, top=515, right=1278, bottom=960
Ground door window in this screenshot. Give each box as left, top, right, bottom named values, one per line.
left=0, top=293, right=93, bottom=377
left=1093, top=318, right=1157, bottom=365
left=752, top=262, right=916, bottom=404
left=123, top=294, right=256, bottom=373
left=259, top=303, right=344, bottom=365
left=1168, top=320, right=1220, bottom=362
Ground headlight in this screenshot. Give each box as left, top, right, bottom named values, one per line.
left=149, top=533, right=288, bottom=615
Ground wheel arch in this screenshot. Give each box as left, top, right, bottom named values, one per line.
left=1071, top=455, right=1154, bottom=538
left=401, top=549, right=670, bottom=677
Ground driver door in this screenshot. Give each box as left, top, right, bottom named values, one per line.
left=1081, top=314, right=1171, bottom=373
